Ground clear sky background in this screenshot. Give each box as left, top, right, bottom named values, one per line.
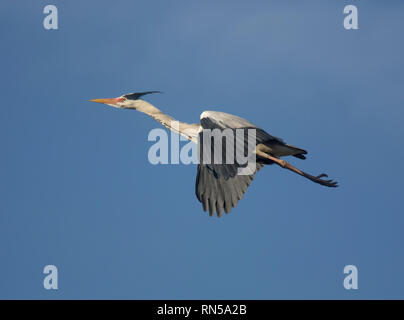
left=1, top=1, right=403, bottom=299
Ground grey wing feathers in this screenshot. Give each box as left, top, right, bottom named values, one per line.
left=195, top=164, right=263, bottom=217
left=200, top=111, right=284, bottom=143
left=195, top=111, right=307, bottom=216
left=196, top=111, right=267, bottom=217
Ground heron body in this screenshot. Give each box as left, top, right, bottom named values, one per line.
left=90, top=91, right=338, bottom=217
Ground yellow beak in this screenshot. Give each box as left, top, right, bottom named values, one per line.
left=89, top=98, right=121, bottom=104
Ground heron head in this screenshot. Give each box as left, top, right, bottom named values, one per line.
left=89, top=91, right=161, bottom=109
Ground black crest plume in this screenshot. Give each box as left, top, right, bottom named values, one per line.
left=123, top=91, right=161, bottom=100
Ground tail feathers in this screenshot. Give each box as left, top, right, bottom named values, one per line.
left=294, top=153, right=306, bottom=160
left=285, top=144, right=307, bottom=160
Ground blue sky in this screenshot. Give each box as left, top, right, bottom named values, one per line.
left=1, top=0, right=403, bottom=299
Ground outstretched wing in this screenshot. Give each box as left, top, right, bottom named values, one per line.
left=195, top=111, right=274, bottom=217
left=195, top=163, right=263, bottom=217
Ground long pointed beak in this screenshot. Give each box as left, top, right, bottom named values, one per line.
left=89, top=98, right=121, bottom=105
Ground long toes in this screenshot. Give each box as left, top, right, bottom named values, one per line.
left=321, top=179, right=338, bottom=187
left=316, top=173, right=328, bottom=179
left=329, top=181, right=338, bottom=187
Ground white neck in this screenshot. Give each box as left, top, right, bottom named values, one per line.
left=131, top=100, right=200, bottom=143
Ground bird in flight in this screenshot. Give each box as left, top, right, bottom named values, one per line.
left=90, top=91, right=338, bottom=217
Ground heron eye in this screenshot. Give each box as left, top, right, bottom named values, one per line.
left=118, top=97, right=126, bottom=102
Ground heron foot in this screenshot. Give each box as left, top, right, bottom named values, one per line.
left=309, top=173, right=338, bottom=187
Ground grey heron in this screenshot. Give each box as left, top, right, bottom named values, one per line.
left=90, top=91, right=338, bottom=217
